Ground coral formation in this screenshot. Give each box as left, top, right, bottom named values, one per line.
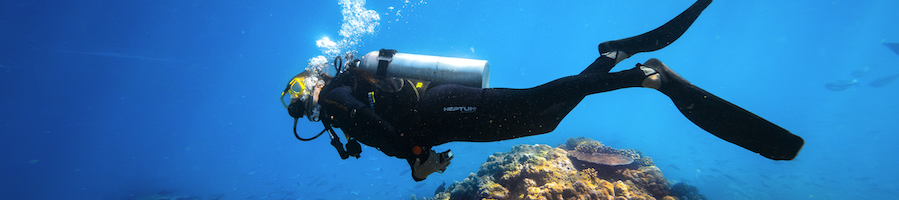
left=433, top=137, right=705, bottom=200
left=561, top=137, right=645, bottom=167
left=567, top=151, right=634, bottom=166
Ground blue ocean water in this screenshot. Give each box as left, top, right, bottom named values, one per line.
left=2, top=0, right=897, bottom=199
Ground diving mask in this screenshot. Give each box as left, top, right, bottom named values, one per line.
left=281, top=70, right=326, bottom=122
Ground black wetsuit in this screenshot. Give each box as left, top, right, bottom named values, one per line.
left=319, top=56, right=648, bottom=162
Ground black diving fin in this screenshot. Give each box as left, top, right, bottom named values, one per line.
left=601, top=0, right=713, bottom=55
left=642, top=58, right=804, bottom=160
left=586, top=0, right=713, bottom=75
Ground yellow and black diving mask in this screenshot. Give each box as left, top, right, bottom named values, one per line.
left=281, top=71, right=325, bottom=122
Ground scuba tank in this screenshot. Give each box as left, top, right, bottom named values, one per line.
left=357, top=49, right=490, bottom=88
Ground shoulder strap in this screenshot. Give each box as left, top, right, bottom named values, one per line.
left=376, top=49, right=398, bottom=76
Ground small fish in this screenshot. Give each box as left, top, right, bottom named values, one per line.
left=721, top=174, right=738, bottom=181
left=807, top=181, right=825, bottom=188
left=819, top=177, right=840, bottom=183
left=368, top=167, right=382, bottom=172
left=325, top=185, right=342, bottom=192
left=399, top=169, right=411, bottom=176
left=825, top=79, right=858, bottom=91
left=434, top=181, right=447, bottom=195
left=869, top=73, right=899, bottom=87
left=667, top=164, right=681, bottom=170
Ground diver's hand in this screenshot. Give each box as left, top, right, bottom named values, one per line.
left=412, top=150, right=453, bottom=181
left=345, top=139, right=362, bottom=158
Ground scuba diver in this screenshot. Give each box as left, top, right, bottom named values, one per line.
left=281, top=0, right=804, bottom=181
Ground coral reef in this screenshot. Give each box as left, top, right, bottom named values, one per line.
left=433, top=137, right=705, bottom=200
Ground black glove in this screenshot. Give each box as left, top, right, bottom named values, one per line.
left=346, top=139, right=362, bottom=158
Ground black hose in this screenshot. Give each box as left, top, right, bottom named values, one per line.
left=334, top=57, right=343, bottom=73
left=293, top=117, right=326, bottom=141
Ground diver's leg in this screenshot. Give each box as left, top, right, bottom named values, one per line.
left=581, top=0, right=712, bottom=75
left=425, top=67, right=650, bottom=143
left=580, top=56, right=618, bottom=75
left=638, top=58, right=804, bottom=160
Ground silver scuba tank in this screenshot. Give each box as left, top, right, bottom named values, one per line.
left=358, top=50, right=490, bottom=88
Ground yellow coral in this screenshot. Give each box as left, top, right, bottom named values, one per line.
left=613, top=180, right=631, bottom=197
left=481, top=180, right=509, bottom=198
left=526, top=186, right=542, bottom=194
left=438, top=141, right=688, bottom=200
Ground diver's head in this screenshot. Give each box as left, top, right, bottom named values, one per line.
left=281, top=70, right=330, bottom=122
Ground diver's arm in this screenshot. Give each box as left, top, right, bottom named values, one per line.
left=320, top=86, right=398, bottom=142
